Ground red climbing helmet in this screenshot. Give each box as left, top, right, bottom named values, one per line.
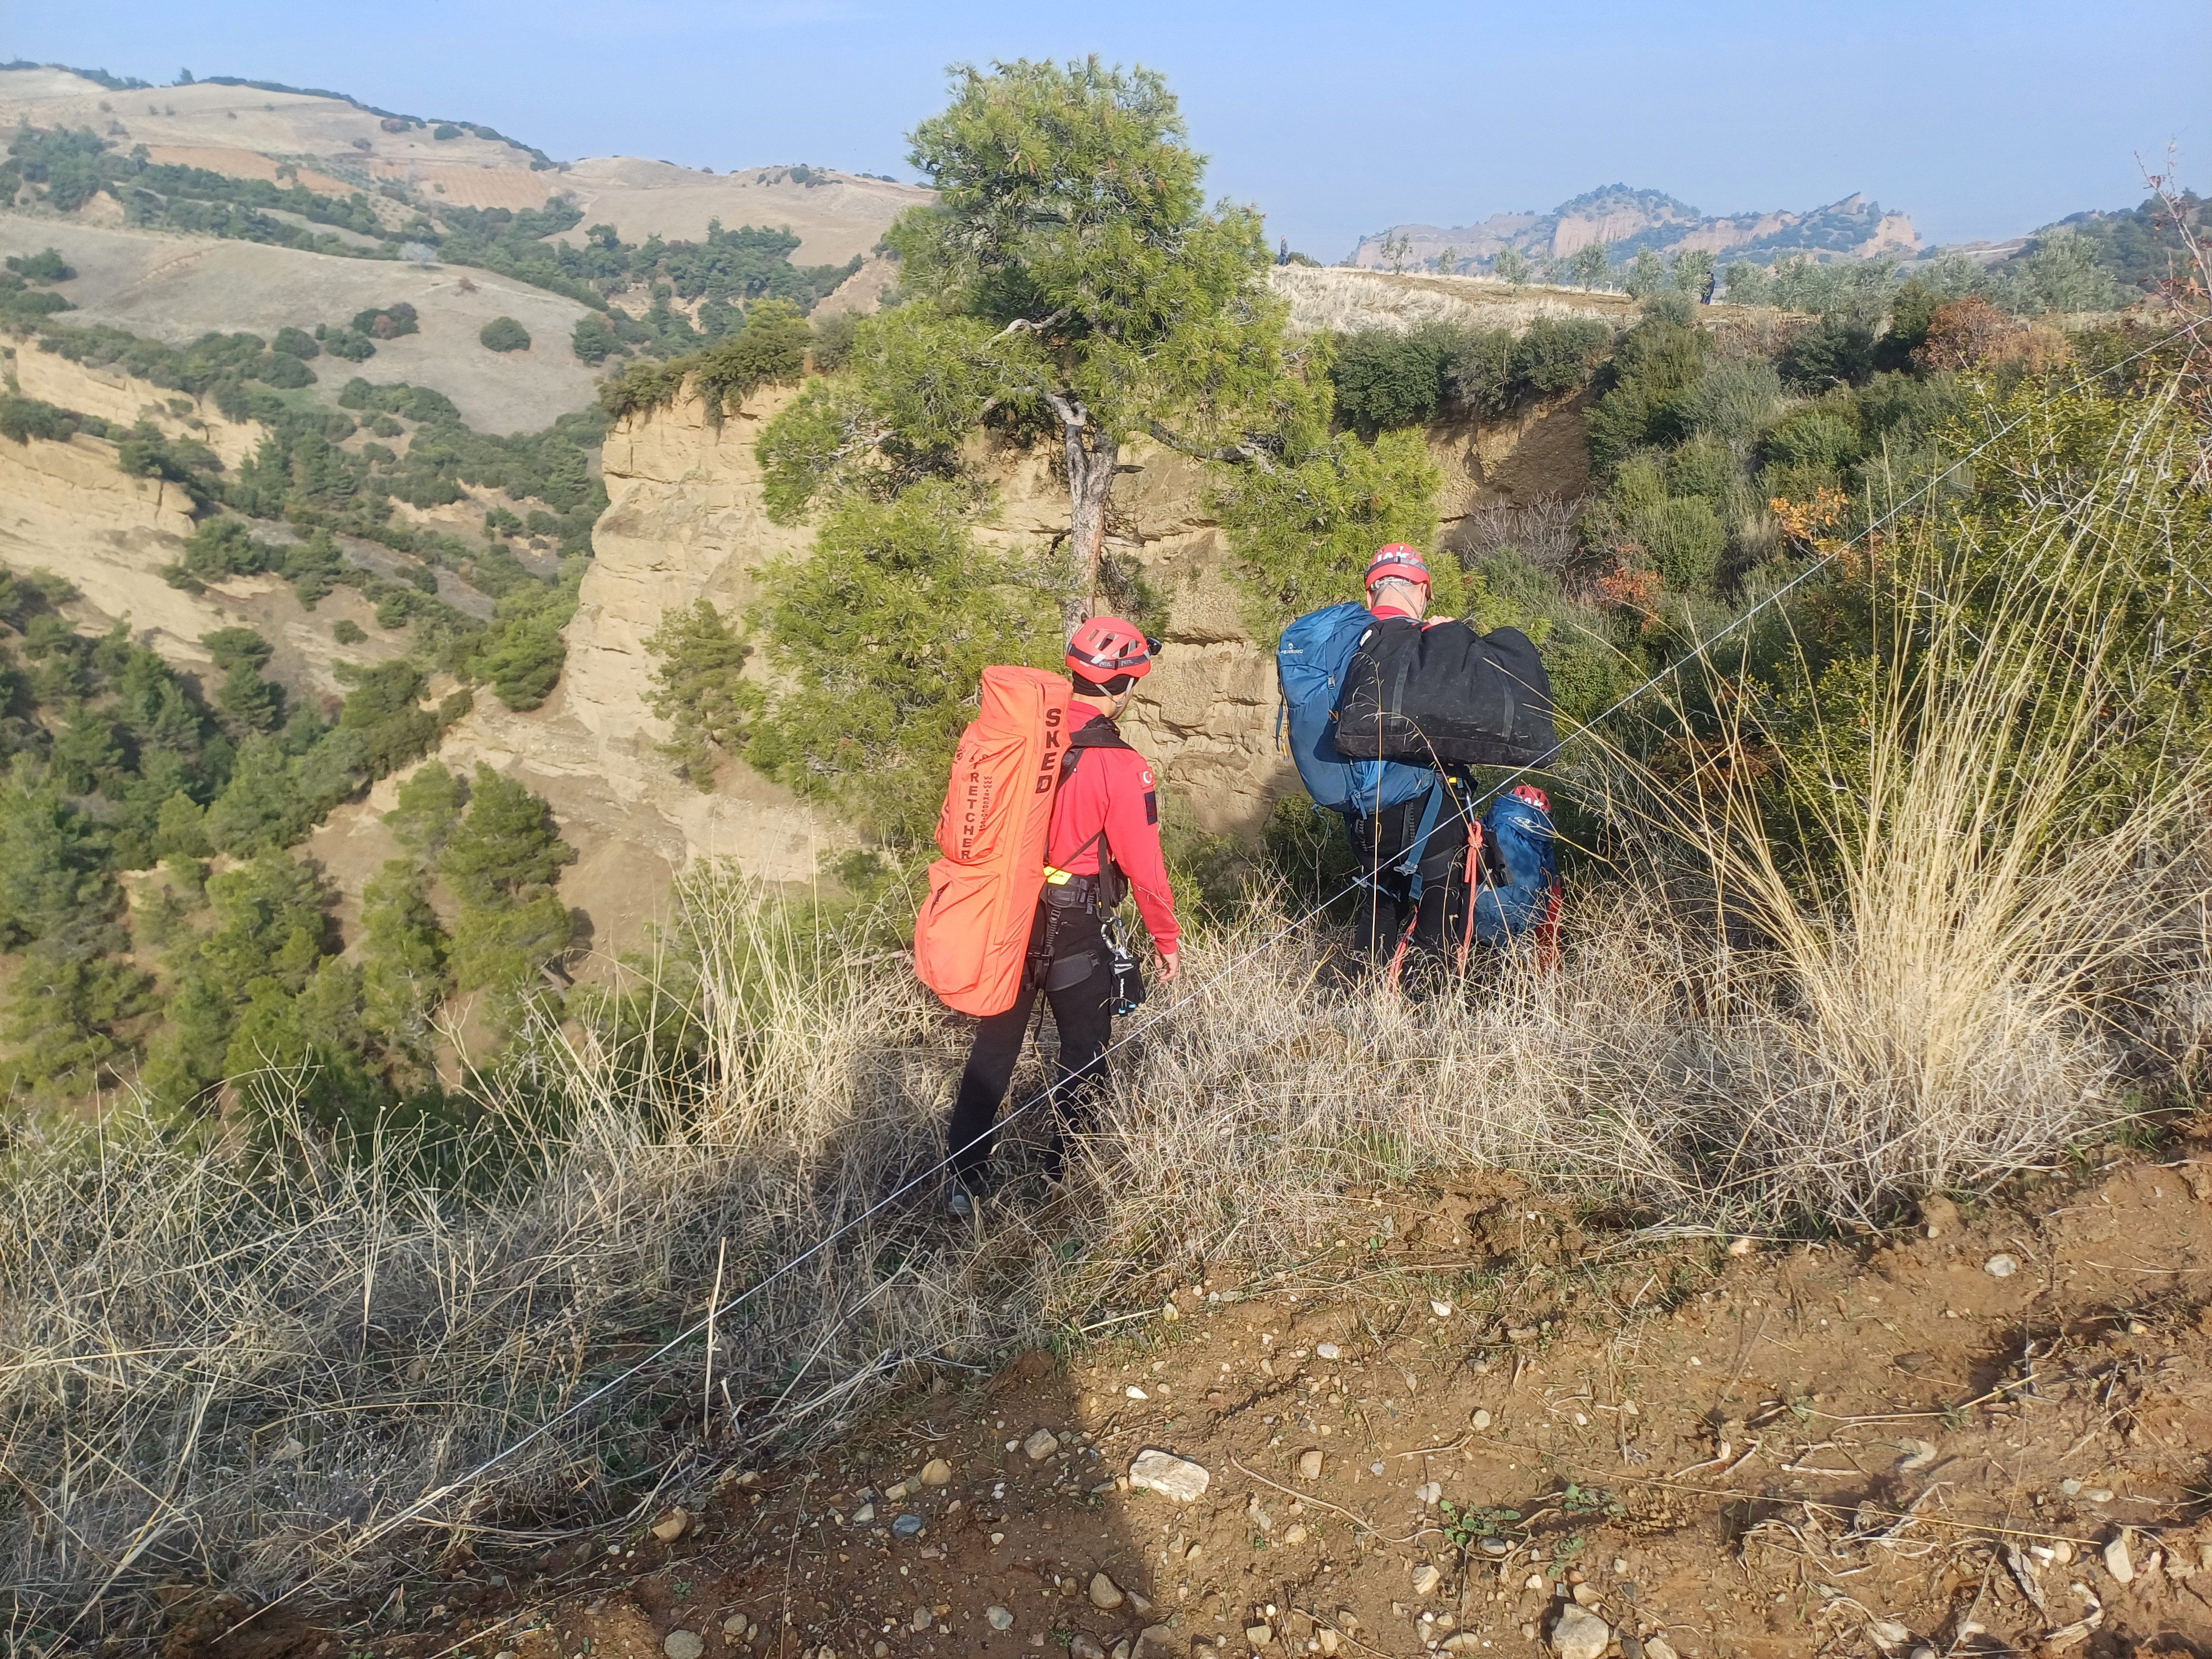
left=1507, top=782, right=1551, bottom=813
left=1364, top=544, right=1431, bottom=592
left=1066, top=615, right=1159, bottom=684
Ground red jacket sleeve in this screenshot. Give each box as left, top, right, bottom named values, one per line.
left=1101, top=749, right=1180, bottom=953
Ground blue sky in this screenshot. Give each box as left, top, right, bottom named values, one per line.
left=9, top=0, right=2205, bottom=256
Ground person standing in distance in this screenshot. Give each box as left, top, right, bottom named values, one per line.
left=945, top=618, right=1180, bottom=1213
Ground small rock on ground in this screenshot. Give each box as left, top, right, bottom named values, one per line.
left=1297, top=1448, right=1324, bottom=1480
left=650, top=1507, right=689, bottom=1542
left=919, top=1457, right=953, bottom=1486
left=1551, top=1604, right=1610, bottom=1659
left=1412, top=1563, right=1442, bottom=1596
left=1128, top=1447, right=1209, bottom=1501
left=986, top=1605, right=1015, bottom=1630
left=1024, top=1428, right=1061, bottom=1460
left=1089, top=1571, right=1125, bottom=1609
left=662, top=1634, right=704, bottom=1659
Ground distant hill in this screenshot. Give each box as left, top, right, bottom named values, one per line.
left=1350, top=184, right=1921, bottom=272
left=0, top=65, right=928, bottom=266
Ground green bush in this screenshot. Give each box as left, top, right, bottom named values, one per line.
left=1584, top=314, right=1711, bottom=472
left=6, top=247, right=74, bottom=283
left=331, top=618, right=366, bottom=645
left=354, top=303, right=419, bottom=340
left=433, top=123, right=462, bottom=140
left=810, top=310, right=860, bottom=373
left=320, top=326, right=375, bottom=361
left=1779, top=315, right=1877, bottom=389
left=439, top=765, right=576, bottom=1005
left=479, top=316, right=531, bottom=353
left=1216, top=421, right=1451, bottom=634
left=1634, top=495, right=1726, bottom=590
left=272, top=326, right=319, bottom=360
left=571, top=313, right=624, bottom=364
left=731, top=481, right=1066, bottom=842
left=1682, top=358, right=1783, bottom=451
left=1330, top=326, right=1453, bottom=430
left=1665, top=433, right=1736, bottom=505
left=1762, top=401, right=1865, bottom=475
left=0, top=395, right=80, bottom=445
left=692, top=299, right=811, bottom=421
left=1446, top=317, right=1612, bottom=415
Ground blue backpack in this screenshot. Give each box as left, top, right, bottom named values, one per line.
left=1472, top=789, right=1561, bottom=945
left=1276, top=603, right=1434, bottom=817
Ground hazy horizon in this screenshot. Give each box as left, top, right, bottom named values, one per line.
left=8, top=0, right=2205, bottom=260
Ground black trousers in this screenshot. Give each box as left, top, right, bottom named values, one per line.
left=946, top=900, right=1116, bottom=1187
left=1350, top=787, right=1472, bottom=962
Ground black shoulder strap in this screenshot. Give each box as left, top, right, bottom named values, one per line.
left=1056, top=718, right=1134, bottom=908
left=1065, top=718, right=1135, bottom=753
left=1061, top=716, right=1133, bottom=782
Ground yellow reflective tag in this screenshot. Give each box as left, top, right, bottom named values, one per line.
left=1042, top=865, right=1072, bottom=885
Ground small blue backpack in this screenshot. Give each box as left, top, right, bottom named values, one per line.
left=1276, top=603, right=1433, bottom=817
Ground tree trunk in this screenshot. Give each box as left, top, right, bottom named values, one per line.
left=1053, top=397, right=1118, bottom=630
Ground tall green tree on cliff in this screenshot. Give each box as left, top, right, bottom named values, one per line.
left=759, top=58, right=1287, bottom=623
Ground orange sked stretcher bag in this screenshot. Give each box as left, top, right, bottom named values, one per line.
left=913, top=666, right=1072, bottom=1016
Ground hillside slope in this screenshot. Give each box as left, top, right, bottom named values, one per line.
left=0, top=217, right=601, bottom=431
left=0, top=67, right=928, bottom=267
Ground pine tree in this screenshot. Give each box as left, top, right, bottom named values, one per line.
left=359, top=858, right=449, bottom=1058
left=758, top=59, right=1287, bottom=620
left=437, top=766, right=575, bottom=1001
left=385, top=761, right=465, bottom=859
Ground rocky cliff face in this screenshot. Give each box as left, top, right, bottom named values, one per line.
left=12, top=341, right=268, bottom=466
left=536, top=350, right=1595, bottom=869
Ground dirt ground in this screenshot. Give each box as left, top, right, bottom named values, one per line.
left=179, top=1125, right=2212, bottom=1659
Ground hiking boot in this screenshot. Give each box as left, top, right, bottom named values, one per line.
left=947, top=1183, right=982, bottom=1220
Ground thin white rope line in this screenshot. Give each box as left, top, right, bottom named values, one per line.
left=161, top=320, right=2201, bottom=1644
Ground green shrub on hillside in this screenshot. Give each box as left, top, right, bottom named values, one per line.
left=6, top=247, right=75, bottom=283
left=727, top=482, right=1066, bottom=842
left=600, top=300, right=814, bottom=423
left=479, top=315, right=531, bottom=353
left=439, top=764, right=576, bottom=1005
left=1584, top=311, right=1712, bottom=471
left=1778, top=315, right=1877, bottom=389
left=1215, top=419, right=1451, bottom=635
left=1446, top=317, right=1613, bottom=415
left=571, top=313, right=625, bottom=364
left=0, top=395, right=104, bottom=445
left=1331, top=317, right=1614, bottom=432
left=1330, top=325, right=1458, bottom=430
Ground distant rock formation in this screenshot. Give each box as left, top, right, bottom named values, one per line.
left=1351, top=184, right=1920, bottom=272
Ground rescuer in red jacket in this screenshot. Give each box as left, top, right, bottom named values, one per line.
left=945, top=618, right=1180, bottom=1213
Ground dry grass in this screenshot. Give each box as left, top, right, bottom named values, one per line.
left=1267, top=265, right=1636, bottom=338
left=7, top=387, right=2209, bottom=1648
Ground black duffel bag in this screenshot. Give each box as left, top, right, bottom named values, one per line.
left=1331, top=615, right=1559, bottom=768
